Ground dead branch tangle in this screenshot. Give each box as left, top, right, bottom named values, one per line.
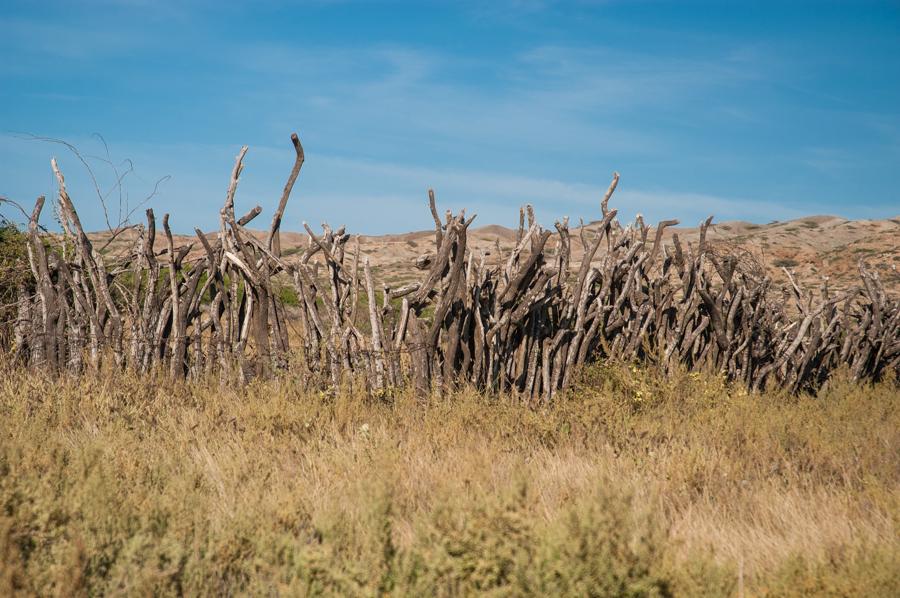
left=8, top=134, right=899, bottom=398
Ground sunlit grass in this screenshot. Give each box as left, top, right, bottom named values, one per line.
left=1, top=361, right=897, bottom=596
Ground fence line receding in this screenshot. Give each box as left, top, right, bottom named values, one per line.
left=8, top=133, right=899, bottom=398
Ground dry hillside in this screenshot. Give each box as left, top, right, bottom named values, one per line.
left=91, top=213, right=900, bottom=293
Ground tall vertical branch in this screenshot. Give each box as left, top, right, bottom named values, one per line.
left=267, top=133, right=305, bottom=256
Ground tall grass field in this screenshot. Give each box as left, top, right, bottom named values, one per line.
left=1, top=362, right=897, bottom=596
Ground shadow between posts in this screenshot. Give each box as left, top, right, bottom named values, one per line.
left=8, top=133, right=900, bottom=399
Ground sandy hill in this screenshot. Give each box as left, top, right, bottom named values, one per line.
left=89, top=213, right=900, bottom=294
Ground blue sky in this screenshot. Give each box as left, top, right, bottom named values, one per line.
left=1, top=0, right=898, bottom=234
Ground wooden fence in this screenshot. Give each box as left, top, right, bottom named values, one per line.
left=8, top=134, right=899, bottom=397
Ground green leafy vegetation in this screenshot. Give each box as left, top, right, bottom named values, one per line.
left=0, top=222, right=29, bottom=343
left=774, top=258, right=799, bottom=268
left=277, top=284, right=300, bottom=307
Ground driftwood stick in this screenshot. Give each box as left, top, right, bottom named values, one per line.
left=364, top=257, right=385, bottom=390
left=163, top=214, right=185, bottom=379
left=268, top=132, right=305, bottom=255
left=237, top=206, right=262, bottom=227
left=600, top=171, right=620, bottom=217
left=428, top=189, right=443, bottom=251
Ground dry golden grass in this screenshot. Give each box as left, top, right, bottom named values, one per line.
left=1, top=361, right=897, bottom=596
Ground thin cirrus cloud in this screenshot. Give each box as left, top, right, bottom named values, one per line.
left=0, top=130, right=878, bottom=237
left=1, top=131, right=790, bottom=235
left=230, top=41, right=686, bottom=162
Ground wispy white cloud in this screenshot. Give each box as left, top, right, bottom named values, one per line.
left=283, top=154, right=812, bottom=232
left=229, top=39, right=692, bottom=160
left=0, top=130, right=879, bottom=237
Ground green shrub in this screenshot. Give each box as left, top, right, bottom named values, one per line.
left=774, top=258, right=799, bottom=268
left=277, top=284, right=300, bottom=307
left=0, top=222, right=29, bottom=343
